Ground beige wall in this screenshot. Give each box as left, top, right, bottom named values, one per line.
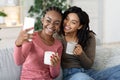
left=19, top=0, right=34, bottom=23
left=71, top=0, right=120, bottom=44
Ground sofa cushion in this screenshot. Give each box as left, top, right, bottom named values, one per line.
left=92, top=45, right=120, bottom=70
left=0, top=48, right=21, bottom=80
left=105, top=47, right=120, bottom=68
left=92, top=46, right=111, bottom=70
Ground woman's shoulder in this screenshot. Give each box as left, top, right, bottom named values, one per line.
left=89, top=31, right=96, bottom=38
left=34, top=31, right=39, bottom=34
left=55, top=38, right=62, bottom=45
left=53, top=33, right=63, bottom=39
left=54, top=36, right=63, bottom=48
left=33, top=31, right=41, bottom=38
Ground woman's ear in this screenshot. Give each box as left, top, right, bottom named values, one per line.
left=78, top=25, right=83, bottom=30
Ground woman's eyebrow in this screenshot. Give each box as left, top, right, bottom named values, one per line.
left=67, top=16, right=79, bottom=22
left=45, top=16, right=51, bottom=20
left=46, top=16, right=61, bottom=22
left=72, top=20, right=79, bottom=23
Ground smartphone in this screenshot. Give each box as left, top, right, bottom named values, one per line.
left=23, top=17, right=35, bottom=34
left=23, top=17, right=35, bottom=41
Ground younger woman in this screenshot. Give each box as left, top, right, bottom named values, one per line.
left=60, top=6, right=120, bottom=80
left=13, top=6, right=63, bottom=80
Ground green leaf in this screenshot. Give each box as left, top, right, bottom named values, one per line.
left=0, top=11, right=7, bottom=17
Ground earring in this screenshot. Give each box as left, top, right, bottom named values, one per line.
left=78, top=25, right=83, bottom=30
left=78, top=27, right=81, bottom=30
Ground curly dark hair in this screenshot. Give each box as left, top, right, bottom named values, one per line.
left=60, top=6, right=95, bottom=48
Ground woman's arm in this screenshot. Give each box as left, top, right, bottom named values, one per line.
left=13, top=29, right=34, bottom=65
left=49, top=43, right=63, bottom=78
left=75, top=33, right=96, bottom=69
left=13, top=41, right=32, bottom=65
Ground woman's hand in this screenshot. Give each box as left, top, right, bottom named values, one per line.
left=50, top=53, right=60, bottom=66
left=15, top=28, right=34, bottom=47
left=73, top=44, right=83, bottom=56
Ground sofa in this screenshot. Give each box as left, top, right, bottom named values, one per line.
left=0, top=45, right=120, bottom=80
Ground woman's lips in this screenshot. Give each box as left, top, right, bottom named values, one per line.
left=64, top=26, right=71, bottom=30
left=47, top=27, right=55, bottom=33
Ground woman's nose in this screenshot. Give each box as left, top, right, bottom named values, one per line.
left=49, top=22, right=55, bottom=28
left=64, top=20, right=70, bottom=26
left=66, top=21, right=70, bottom=26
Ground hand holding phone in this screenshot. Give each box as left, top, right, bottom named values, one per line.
left=23, top=17, right=35, bottom=41
left=23, top=17, right=35, bottom=34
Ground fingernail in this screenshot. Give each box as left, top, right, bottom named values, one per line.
left=50, top=56, right=52, bottom=58
left=52, top=54, right=54, bottom=56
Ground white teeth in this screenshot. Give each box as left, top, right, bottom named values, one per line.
left=48, top=28, right=54, bottom=32
left=48, top=28, right=52, bottom=31
left=65, top=26, right=71, bottom=30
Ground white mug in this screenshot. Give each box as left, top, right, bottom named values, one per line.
left=44, top=51, right=55, bottom=65
left=66, top=42, right=77, bottom=55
